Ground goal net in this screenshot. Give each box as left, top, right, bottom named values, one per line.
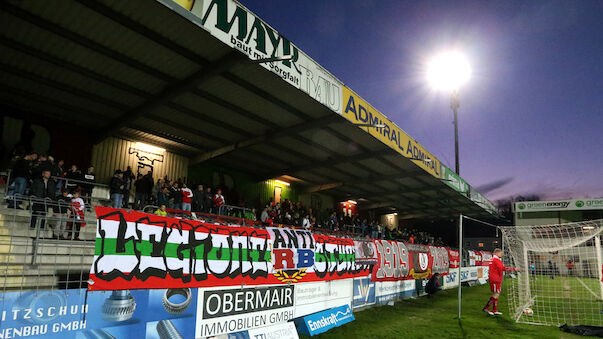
left=499, top=219, right=603, bottom=326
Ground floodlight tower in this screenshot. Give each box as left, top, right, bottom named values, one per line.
left=427, top=51, right=471, bottom=175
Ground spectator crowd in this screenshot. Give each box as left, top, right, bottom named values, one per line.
left=3, top=152, right=446, bottom=246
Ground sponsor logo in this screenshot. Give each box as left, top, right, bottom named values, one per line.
left=576, top=200, right=585, bottom=208
left=202, top=286, right=294, bottom=319
left=300, top=305, right=355, bottom=336
left=352, top=277, right=376, bottom=309
left=445, top=272, right=457, bottom=283
left=518, top=203, right=526, bottom=210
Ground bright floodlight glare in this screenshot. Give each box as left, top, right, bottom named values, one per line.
left=427, top=51, right=471, bottom=91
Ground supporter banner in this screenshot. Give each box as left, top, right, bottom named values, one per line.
left=89, top=208, right=367, bottom=290
left=353, top=239, right=378, bottom=265
left=352, top=276, right=376, bottom=309
left=372, top=240, right=409, bottom=281
left=447, top=249, right=460, bottom=269
left=429, top=245, right=450, bottom=275
left=372, top=240, right=451, bottom=282
left=294, top=280, right=353, bottom=318
left=480, top=251, right=493, bottom=265
left=375, top=280, right=415, bottom=305
left=0, top=288, right=197, bottom=339
left=196, top=285, right=295, bottom=337
left=268, top=227, right=368, bottom=284
left=296, top=304, right=354, bottom=336
left=468, top=250, right=481, bottom=266
left=159, top=0, right=343, bottom=114
left=342, top=86, right=442, bottom=178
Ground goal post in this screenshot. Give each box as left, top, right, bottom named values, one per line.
left=499, top=218, right=603, bottom=326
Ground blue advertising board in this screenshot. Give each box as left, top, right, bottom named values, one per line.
left=0, top=288, right=197, bottom=338
left=296, top=304, right=354, bottom=336
left=352, top=277, right=375, bottom=309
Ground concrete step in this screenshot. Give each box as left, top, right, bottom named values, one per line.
left=0, top=275, right=58, bottom=289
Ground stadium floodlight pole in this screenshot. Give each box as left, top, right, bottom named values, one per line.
left=451, top=90, right=460, bottom=174
left=458, top=213, right=463, bottom=319
left=427, top=51, right=471, bottom=175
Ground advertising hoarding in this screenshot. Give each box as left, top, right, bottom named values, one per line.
left=341, top=86, right=442, bottom=178
left=352, top=276, right=376, bottom=309
left=296, top=304, right=354, bottom=336
left=159, top=0, right=343, bottom=114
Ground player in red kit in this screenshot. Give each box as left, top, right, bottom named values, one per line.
left=483, top=248, right=517, bottom=316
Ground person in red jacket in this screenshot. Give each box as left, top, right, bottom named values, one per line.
left=483, top=248, right=517, bottom=315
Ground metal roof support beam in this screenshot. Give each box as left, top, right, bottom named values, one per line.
left=304, top=182, right=344, bottom=193
left=96, top=51, right=245, bottom=143
left=264, top=149, right=391, bottom=180
left=191, top=115, right=340, bottom=164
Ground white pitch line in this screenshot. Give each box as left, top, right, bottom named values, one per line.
left=576, top=277, right=601, bottom=300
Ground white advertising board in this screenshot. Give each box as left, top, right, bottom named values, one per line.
left=294, top=280, right=353, bottom=317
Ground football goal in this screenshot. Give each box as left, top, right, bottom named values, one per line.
left=499, top=219, right=603, bottom=326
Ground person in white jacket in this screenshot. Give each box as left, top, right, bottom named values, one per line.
left=68, top=191, right=86, bottom=240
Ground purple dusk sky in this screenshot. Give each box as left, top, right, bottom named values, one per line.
left=239, top=0, right=603, bottom=202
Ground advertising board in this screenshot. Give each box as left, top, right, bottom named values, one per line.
left=294, top=280, right=353, bottom=317
left=0, top=288, right=197, bottom=339
left=296, top=304, right=354, bottom=336
left=195, top=285, right=295, bottom=337
left=352, top=276, right=376, bottom=309
left=375, top=280, right=415, bottom=305
left=159, top=0, right=343, bottom=114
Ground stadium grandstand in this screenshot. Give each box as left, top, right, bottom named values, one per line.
left=1, top=1, right=578, bottom=338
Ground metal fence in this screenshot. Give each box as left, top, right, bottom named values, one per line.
left=0, top=195, right=96, bottom=295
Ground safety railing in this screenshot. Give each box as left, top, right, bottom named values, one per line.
left=0, top=195, right=96, bottom=295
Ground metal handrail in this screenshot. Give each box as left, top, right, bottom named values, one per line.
left=51, top=175, right=108, bottom=187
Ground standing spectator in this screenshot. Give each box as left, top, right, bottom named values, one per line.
left=180, top=183, right=193, bottom=212
left=213, top=188, right=225, bottom=214
left=170, top=182, right=182, bottom=210
left=82, top=166, right=96, bottom=210
left=67, top=191, right=86, bottom=241
left=302, top=214, right=311, bottom=229
left=52, top=159, right=65, bottom=196
left=142, top=170, right=154, bottom=206
left=109, top=170, right=125, bottom=209
left=152, top=179, right=163, bottom=204
left=260, top=207, right=269, bottom=224
left=203, top=187, right=213, bottom=213
left=133, top=174, right=145, bottom=210
left=64, top=165, right=82, bottom=193
left=122, top=166, right=135, bottom=208
left=192, top=185, right=204, bottom=212
left=157, top=187, right=170, bottom=208
left=31, top=154, right=51, bottom=179
left=30, top=169, right=56, bottom=231
left=53, top=191, right=72, bottom=239
left=8, top=152, right=37, bottom=209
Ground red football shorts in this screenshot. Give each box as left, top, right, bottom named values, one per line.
left=490, top=282, right=501, bottom=294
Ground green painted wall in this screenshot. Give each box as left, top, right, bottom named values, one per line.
left=187, top=163, right=298, bottom=210
left=187, top=163, right=337, bottom=222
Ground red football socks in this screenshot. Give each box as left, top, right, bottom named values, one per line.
left=483, top=297, right=494, bottom=310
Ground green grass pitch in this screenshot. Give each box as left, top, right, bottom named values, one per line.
left=302, top=283, right=599, bottom=339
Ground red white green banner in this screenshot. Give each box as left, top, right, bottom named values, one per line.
left=89, top=208, right=369, bottom=290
